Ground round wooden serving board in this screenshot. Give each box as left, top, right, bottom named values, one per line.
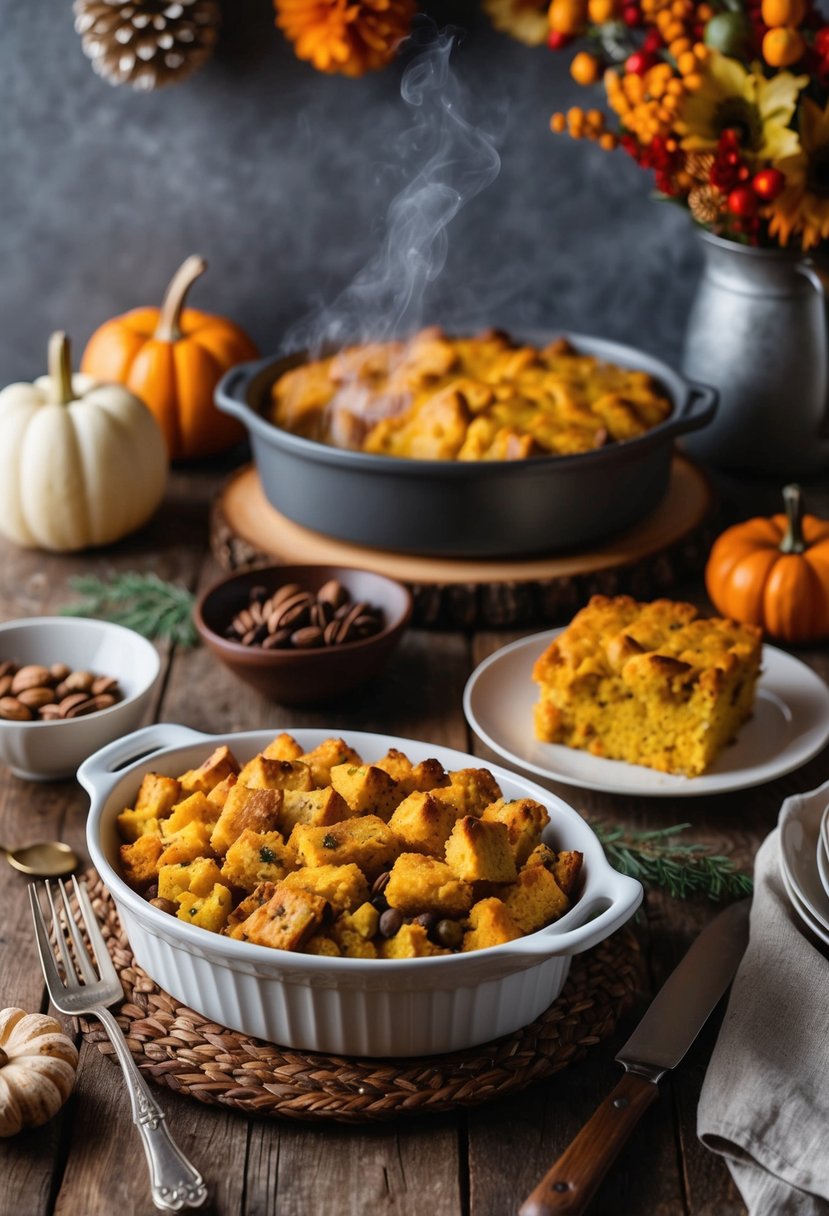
left=211, top=457, right=714, bottom=628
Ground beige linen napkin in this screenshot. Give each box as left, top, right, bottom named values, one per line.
left=698, top=828, right=829, bottom=1215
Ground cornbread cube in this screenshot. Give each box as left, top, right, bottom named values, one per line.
left=444, top=817, right=517, bottom=884
left=532, top=595, right=762, bottom=776
left=299, top=737, right=363, bottom=787
left=119, top=834, right=163, bottom=888
left=291, top=816, right=400, bottom=880
left=157, top=820, right=213, bottom=868
left=209, top=785, right=283, bottom=855
left=431, top=768, right=503, bottom=818
left=162, top=791, right=219, bottom=836
left=178, top=745, right=240, bottom=794
left=207, top=774, right=237, bottom=810
left=503, top=865, right=570, bottom=934
left=225, top=882, right=275, bottom=935
left=481, top=798, right=550, bottom=866
left=329, top=763, right=401, bottom=820
left=385, top=853, right=473, bottom=917
left=281, top=863, right=369, bottom=913
left=237, top=756, right=314, bottom=792
left=116, top=807, right=162, bottom=843
left=331, top=914, right=378, bottom=958
left=303, top=934, right=341, bottom=956
left=380, top=923, right=450, bottom=959
left=135, top=772, right=181, bottom=819
left=220, top=829, right=296, bottom=891
left=262, top=732, right=303, bottom=761
left=351, top=901, right=380, bottom=939
left=374, top=749, right=450, bottom=796
left=388, top=791, right=457, bottom=858
left=158, top=857, right=223, bottom=902
left=175, top=883, right=233, bottom=933
left=524, top=845, right=584, bottom=898
left=278, top=787, right=353, bottom=836
left=462, top=898, right=523, bottom=952
left=230, top=883, right=327, bottom=950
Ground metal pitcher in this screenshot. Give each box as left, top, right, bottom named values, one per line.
left=681, top=231, right=829, bottom=477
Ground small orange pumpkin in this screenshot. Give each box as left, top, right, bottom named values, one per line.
left=705, top=484, right=829, bottom=643
left=81, top=256, right=258, bottom=461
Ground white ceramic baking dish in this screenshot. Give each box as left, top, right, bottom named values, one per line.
left=81, top=724, right=642, bottom=1057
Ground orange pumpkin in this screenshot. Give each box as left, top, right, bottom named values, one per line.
left=81, top=256, right=258, bottom=461
left=705, top=484, right=829, bottom=643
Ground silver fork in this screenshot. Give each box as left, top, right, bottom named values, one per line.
left=29, top=877, right=208, bottom=1212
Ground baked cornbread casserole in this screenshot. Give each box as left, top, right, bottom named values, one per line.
left=270, top=328, right=672, bottom=460
left=117, top=734, right=583, bottom=958
left=532, top=596, right=763, bottom=776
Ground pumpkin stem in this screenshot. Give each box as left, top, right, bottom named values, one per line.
left=780, top=484, right=807, bottom=555
left=0, top=1047, right=7, bottom=1068
left=154, top=255, right=207, bottom=343
left=48, top=332, right=74, bottom=406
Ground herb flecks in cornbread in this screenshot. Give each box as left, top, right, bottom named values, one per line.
left=532, top=596, right=762, bottom=777
left=116, top=734, right=583, bottom=958
left=270, top=329, right=672, bottom=461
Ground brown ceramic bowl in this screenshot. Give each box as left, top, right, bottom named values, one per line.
left=194, top=565, right=412, bottom=706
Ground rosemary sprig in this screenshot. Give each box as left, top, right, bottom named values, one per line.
left=592, top=821, right=753, bottom=901
left=60, top=572, right=198, bottom=649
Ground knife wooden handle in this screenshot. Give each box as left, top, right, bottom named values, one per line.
left=519, top=1071, right=659, bottom=1216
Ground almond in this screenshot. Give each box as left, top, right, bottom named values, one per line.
left=11, top=665, right=52, bottom=694
left=0, top=696, right=32, bottom=721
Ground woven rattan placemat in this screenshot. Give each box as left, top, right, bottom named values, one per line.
left=79, top=873, right=643, bottom=1123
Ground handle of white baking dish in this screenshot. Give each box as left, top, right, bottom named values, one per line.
left=77, top=724, right=208, bottom=803
left=497, top=871, right=643, bottom=962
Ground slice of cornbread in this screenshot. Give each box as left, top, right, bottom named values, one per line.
left=532, top=595, right=762, bottom=777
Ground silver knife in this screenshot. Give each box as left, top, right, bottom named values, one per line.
left=520, top=898, right=751, bottom=1216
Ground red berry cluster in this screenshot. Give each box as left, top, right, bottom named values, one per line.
left=708, top=130, right=786, bottom=233
left=621, top=132, right=684, bottom=194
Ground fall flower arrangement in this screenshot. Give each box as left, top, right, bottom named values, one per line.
left=274, top=0, right=416, bottom=75
left=540, top=0, right=829, bottom=248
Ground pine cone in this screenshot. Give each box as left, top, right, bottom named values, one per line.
left=73, top=0, right=221, bottom=91
left=684, top=152, right=716, bottom=184
left=688, top=184, right=725, bottom=225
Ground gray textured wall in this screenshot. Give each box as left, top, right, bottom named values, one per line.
left=1, top=0, right=702, bottom=384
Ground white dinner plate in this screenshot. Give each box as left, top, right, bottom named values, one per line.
left=817, top=836, right=829, bottom=900
left=779, top=779, right=829, bottom=935
left=780, top=861, right=829, bottom=949
left=463, top=631, right=829, bottom=798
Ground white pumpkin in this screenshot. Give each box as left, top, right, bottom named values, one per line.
left=0, top=1007, right=78, bottom=1137
left=0, top=332, right=168, bottom=552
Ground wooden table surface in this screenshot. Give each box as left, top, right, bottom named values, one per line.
left=1, top=461, right=827, bottom=1216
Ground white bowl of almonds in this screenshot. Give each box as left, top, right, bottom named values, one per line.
left=0, top=617, right=161, bottom=781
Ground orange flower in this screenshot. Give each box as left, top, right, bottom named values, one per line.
left=275, top=0, right=416, bottom=76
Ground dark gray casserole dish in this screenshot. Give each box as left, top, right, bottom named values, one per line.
left=215, top=331, right=717, bottom=558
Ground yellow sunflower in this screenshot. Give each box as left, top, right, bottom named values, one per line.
left=676, top=52, right=806, bottom=161
left=483, top=0, right=550, bottom=46
left=767, top=99, right=829, bottom=249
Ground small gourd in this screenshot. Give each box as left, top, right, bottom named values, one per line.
left=705, top=484, right=829, bottom=643
left=0, top=333, right=167, bottom=552
left=0, top=1007, right=78, bottom=1137
left=80, top=255, right=259, bottom=461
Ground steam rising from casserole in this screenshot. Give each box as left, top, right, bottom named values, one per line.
left=282, top=26, right=501, bottom=359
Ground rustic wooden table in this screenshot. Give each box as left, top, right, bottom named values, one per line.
left=1, top=462, right=827, bottom=1216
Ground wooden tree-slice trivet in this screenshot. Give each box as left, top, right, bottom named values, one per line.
left=210, top=457, right=715, bottom=629
left=78, top=872, right=643, bottom=1124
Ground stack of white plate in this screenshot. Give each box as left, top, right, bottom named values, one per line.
left=779, top=779, right=829, bottom=947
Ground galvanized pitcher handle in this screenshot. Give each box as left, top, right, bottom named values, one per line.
left=795, top=262, right=829, bottom=440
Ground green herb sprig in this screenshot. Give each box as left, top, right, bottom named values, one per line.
left=60, top=572, right=198, bottom=649
left=593, top=822, right=753, bottom=901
